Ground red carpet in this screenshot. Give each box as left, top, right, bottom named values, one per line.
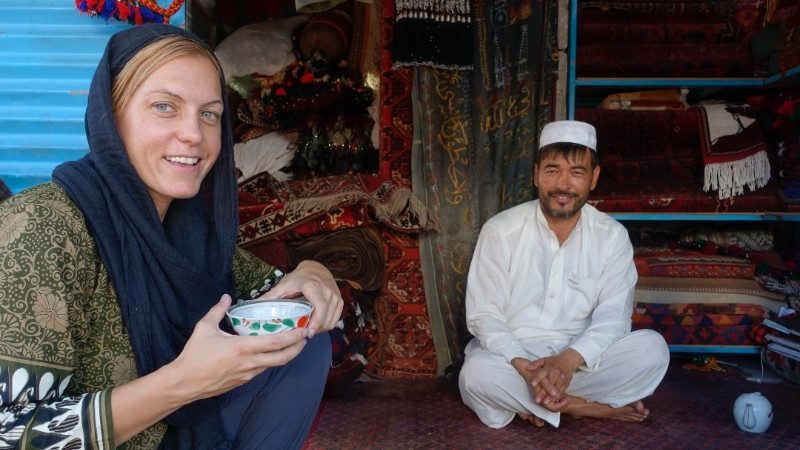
left=303, top=358, right=800, bottom=449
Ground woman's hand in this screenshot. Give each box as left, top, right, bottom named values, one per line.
left=169, top=294, right=310, bottom=400
left=260, top=260, right=343, bottom=333
left=112, top=294, right=309, bottom=443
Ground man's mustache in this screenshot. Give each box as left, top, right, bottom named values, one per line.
left=547, top=189, right=578, bottom=198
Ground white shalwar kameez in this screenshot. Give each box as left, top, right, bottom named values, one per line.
left=459, top=200, right=669, bottom=428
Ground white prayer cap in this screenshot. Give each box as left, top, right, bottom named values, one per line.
left=538, top=120, right=597, bottom=152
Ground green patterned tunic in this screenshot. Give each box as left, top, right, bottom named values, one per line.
left=0, top=183, right=283, bottom=449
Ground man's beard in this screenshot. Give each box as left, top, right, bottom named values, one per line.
left=538, top=188, right=587, bottom=219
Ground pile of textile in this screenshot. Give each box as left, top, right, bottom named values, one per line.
left=237, top=171, right=437, bottom=394
left=577, top=105, right=796, bottom=212
left=575, top=1, right=798, bottom=211
left=628, top=223, right=799, bottom=349
left=577, top=0, right=776, bottom=78
left=216, top=10, right=380, bottom=181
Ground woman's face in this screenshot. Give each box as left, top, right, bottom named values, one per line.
left=116, top=54, right=224, bottom=220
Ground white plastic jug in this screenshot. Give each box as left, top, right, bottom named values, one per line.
left=733, top=392, right=773, bottom=433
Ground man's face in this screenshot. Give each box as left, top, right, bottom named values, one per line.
left=533, top=149, right=600, bottom=220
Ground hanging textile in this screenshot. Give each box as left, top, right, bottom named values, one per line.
left=364, top=0, right=439, bottom=379
left=393, top=0, right=473, bottom=70
left=413, top=0, right=559, bottom=374
left=75, top=0, right=184, bottom=25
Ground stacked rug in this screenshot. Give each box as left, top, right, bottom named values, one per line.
left=628, top=223, right=792, bottom=349
left=575, top=0, right=798, bottom=213
left=576, top=2, right=760, bottom=78
left=237, top=171, right=438, bottom=391
left=576, top=107, right=792, bottom=213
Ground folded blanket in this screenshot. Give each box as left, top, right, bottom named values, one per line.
left=238, top=172, right=437, bottom=245
left=695, top=105, right=770, bottom=199
left=289, top=227, right=385, bottom=291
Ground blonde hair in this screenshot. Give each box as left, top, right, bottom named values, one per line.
left=111, top=35, right=224, bottom=116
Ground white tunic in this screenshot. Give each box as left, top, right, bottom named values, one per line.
left=460, top=200, right=669, bottom=428
left=466, top=200, right=637, bottom=367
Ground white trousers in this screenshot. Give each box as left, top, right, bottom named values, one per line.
left=458, top=330, right=669, bottom=428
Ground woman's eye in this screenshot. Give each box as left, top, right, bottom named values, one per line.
left=153, top=103, right=174, bottom=113
left=201, top=110, right=221, bottom=123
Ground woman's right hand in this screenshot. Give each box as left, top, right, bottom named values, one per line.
left=111, top=295, right=310, bottom=444
left=169, top=294, right=310, bottom=402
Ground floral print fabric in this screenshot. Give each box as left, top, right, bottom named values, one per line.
left=0, top=183, right=281, bottom=449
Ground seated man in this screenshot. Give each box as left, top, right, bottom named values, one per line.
left=458, top=120, right=669, bottom=429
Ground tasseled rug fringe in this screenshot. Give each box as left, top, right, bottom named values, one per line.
left=703, top=150, right=771, bottom=200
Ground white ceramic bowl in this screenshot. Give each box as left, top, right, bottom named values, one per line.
left=226, top=298, right=313, bottom=335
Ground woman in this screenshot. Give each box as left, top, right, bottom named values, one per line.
left=0, top=24, right=342, bottom=449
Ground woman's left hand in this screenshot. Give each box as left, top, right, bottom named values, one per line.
left=260, top=260, right=343, bottom=333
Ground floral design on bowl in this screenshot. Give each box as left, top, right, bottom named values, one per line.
left=226, top=298, right=313, bottom=335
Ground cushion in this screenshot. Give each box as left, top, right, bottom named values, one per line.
left=634, top=250, right=755, bottom=279
left=632, top=302, right=770, bottom=346
left=635, top=276, right=786, bottom=313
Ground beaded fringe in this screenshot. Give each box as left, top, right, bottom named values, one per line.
left=393, top=0, right=473, bottom=70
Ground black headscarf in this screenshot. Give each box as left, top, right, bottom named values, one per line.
left=52, top=24, right=237, bottom=449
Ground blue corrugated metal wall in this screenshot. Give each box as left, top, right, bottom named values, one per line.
left=0, top=0, right=185, bottom=194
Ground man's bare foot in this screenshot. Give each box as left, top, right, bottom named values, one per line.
left=562, top=397, right=650, bottom=422
left=517, top=412, right=546, bottom=427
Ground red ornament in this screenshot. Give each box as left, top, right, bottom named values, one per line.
left=300, top=72, right=315, bottom=84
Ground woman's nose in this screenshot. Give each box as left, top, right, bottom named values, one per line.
left=176, top=114, right=203, bottom=144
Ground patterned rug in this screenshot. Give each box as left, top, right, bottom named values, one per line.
left=365, top=229, right=438, bottom=379
left=364, top=0, right=437, bottom=379
left=574, top=108, right=795, bottom=213
left=633, top=303, right=769, bottom=346
left=237, top=172, right=435, bottom=245
left=695, top=105, right=770, bottom=200
left=303, top=358, right=800, bottom=449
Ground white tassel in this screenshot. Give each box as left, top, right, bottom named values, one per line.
left=703, top=150, right=771, bottom=200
